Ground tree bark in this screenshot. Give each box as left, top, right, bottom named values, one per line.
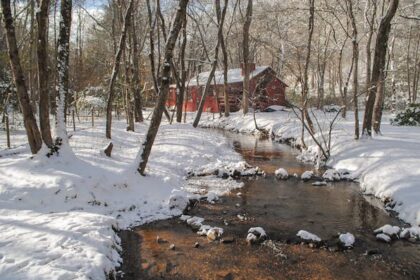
left=36, top=0, right=53, bottom=146
left=1, top=0, right=42, bottom=154
left=301, top=0, right=315, bottom=140
left=364, top=0, right=376, bottom=97
left=347, top=0, right=359, bottom=140
left=130, top=17, right=144, bottom=122
left=137, top=0, right=189, bottom=175
left=105, top=0, right=134, bottom=139
left=363, top=0, right=399, bottom=135
left=56, top=0, right=72, bottom=144
left=242, top=0, right=252, bottom=114
left=219, top=0, right=230, bottom=117
left=176, top=13, right=187, bottom=123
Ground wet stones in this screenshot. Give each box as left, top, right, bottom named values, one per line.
left=274, top=168, right=289, bottom=180
left=206, top=227, right=224, bottom=241
left=338, top=232, right=355, bottom=249
left=301, top=171, right=314, bottom=182
left=246, top=227, right=267, bottom=245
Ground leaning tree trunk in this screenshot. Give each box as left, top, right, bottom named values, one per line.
left=1, top=0, right=42, bottom=154
left=105, top=0, right=134, bottom=139
left=242, top=0, right=252, bottom=115
left=56, top=0, right=72, bottom=145
left=137, top=0, right=189, bottom=175
left=36, top=0, right=53, bottom=146
left=363, top=0, right=399, bottom=136
left=192, top=0, right=227, bottom=128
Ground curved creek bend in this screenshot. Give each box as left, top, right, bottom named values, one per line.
left=118, top=130, right=420, bottom=280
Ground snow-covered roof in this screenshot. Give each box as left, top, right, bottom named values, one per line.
left=187, top=66, right=270, bottom=86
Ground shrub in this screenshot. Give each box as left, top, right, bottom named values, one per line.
left=391, top=103, right=420, bottom=126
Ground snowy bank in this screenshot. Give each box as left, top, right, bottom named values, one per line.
left=199, top=110, right=420, bottom=226
left=0, top=120, right=244, bottom=279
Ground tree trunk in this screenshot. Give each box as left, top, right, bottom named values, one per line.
left=363, top=0, right=399, bottom=135
left=219, top=0, right=229, bottom=117
left=36, top=0, right=53, bottom=146
left=130, top=17, right=144, bottom=122
left=176, top=13, right=187, bottom=123
left=1, top=0, right=42, bottom=154
left=105, top=0, right=134, bottom=139
left=364, top=0, right=376, bottom=97
left=301, top=0, right=315, bottom=139
left=137, top=0, right=189, bottom=175
left=242, top=0, right=252, bottom=114
left=406, top=26, right=413, bottom=103
left=192, top=0, right=227, bottom=128
left=347, top=0, right=359, bottom=140
left=56, top=0, right=72, bottom=144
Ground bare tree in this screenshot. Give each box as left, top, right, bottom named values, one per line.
left=346, top=0, right=360, bottom=139
left=137, top=0, right=189, bottom=175
left=192, top=0, right=228, bottom=128
left=36, top=0, right=53, bottom=146
left=242, top=0, right=252, bottom=114
left=105, top=0, right=134, bottom=139
left=175, top=13, right=187, bottom=123
left=363, top=0, right=399, bottom=136
left=56, top=0, right=72, bottom=145
left=219, top=0, right=230, bottom=117
left=1, top=0, right=42, bottom=154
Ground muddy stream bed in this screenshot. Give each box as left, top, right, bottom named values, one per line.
left=118, top=131, right=420, bottom=280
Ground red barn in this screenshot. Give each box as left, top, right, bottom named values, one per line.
left=166, top=64, right=288, bottom=113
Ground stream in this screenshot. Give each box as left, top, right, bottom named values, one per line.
left=118, top=130, right=420, bottom=280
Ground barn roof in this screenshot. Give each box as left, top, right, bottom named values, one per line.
left=187, top=66, right=270, bottom=87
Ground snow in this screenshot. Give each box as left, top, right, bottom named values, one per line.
left=376, top=233, right=391, bottom=243
left=322, top=169, right=341, bottom=182
left=0, top=119, right=245, bottom=279
left=301, top=170, right=314, bottom=181
left=296, top=230, right=321, bottom=242
left=400, top=227, right=420, bottom=239
left=248, top=227, right=267, bottom=238
left=339, top=233, right=355, bottom=247
left=374, top=224, right=401, bottom=236
left=274, top=168, right=289, bottom=179
left=187, top=66, right=270, bottom=86
left=199, top=110, right=420, bottom=227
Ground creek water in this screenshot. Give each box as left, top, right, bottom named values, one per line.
left=118, top=130, right=420, bottom=280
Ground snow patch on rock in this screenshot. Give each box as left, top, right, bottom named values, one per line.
left=297, top=230, right=321, bottom=242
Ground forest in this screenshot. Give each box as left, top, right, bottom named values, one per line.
left=0, top=0, right=420, bottom=279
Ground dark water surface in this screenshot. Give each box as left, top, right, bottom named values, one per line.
left=118, top=130, right=420, bottom=280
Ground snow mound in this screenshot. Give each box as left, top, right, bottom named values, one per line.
left=185, top=216, right=205, bottom=229
left=376, top=233, right=391, bottom=243
left=297, top=230, right=321, bottom=242
left=339, top=232, right=355, bottom=248
left=301, top=171, right=314, bottom=181
left=322, top=169, right=341, bottom=181
left=312, top=181, right=327, bottom=186
left=206, top=192, right=219, bottom=203
left=374, top=224, right=401, bottom=237
left=400, top=227, right=420, bottom=239
left=275, top=168, right=289, bottom=179
left=248, top=227, right=267, bottom=238
left=206, top=227, right=224, bottom=241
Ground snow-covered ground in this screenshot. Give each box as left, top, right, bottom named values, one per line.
left=0, top=118, right=244, bottom=279
left=199, top=110, right=420, bottom=227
